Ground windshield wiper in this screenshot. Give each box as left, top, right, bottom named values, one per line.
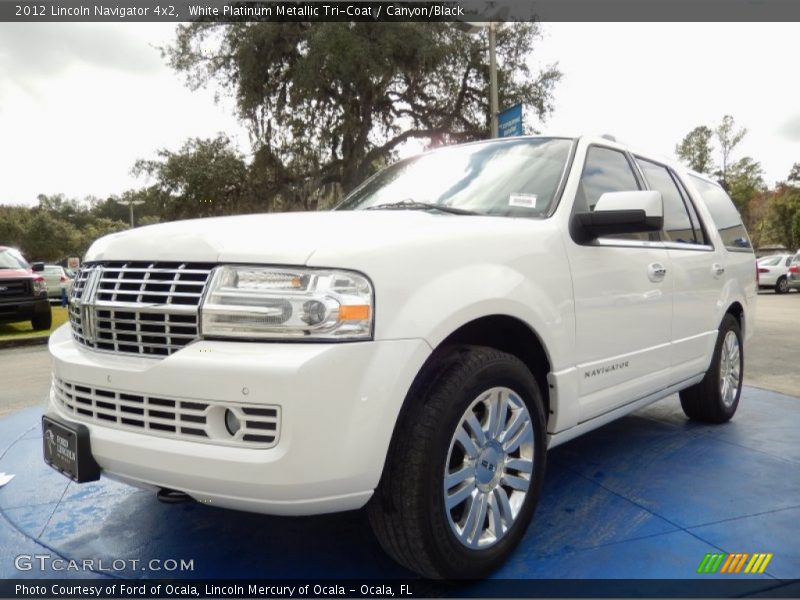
left=365, top=200, right=479, bottom=216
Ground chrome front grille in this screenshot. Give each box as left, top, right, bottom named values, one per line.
left=54, top=377, right=280, bottom=448
left=68, top=262, right=214, bottom=357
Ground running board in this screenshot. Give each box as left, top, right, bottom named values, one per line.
left=546, top=373, right=705, bottom=449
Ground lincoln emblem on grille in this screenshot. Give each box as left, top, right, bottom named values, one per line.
left=72, top=266, right=104, bottom=344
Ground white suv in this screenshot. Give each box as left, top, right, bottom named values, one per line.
left=43, top=135, right=757, bottom=579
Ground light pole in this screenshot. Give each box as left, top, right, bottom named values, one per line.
left=488, top=22, right=498, bottom=138
left=456, top=21, right=500, bottom=138
left=112, top=198, right=145, bottom=228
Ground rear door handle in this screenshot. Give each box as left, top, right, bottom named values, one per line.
left=648, top=263, right=667, bottom=282
left=712, top=263, right=725, bottom=277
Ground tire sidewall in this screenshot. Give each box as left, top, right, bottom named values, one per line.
left=420, top=355, right=547, bottom=579
left=776, top=277, right=788, bottom=294
left=711, top=315, right=743, bottom=419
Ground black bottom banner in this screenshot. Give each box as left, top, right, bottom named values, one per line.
left=2, top=579, right=800, bottom=598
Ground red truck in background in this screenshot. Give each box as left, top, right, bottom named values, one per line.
left=0, top=246, right=52, bottom=331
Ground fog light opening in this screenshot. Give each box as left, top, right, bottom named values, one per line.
left=224, top=409, right=242, bottom=437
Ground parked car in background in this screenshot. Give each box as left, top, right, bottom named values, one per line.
left=42, top=264, right=74, bottom=301
left=787, top=252, right=800, bottom=292
left=757, top=253, right=795, bottom=293
left=0, top=246, right=51, bottom=330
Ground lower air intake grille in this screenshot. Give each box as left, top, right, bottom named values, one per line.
left=53, top=378, right=280, bottom=449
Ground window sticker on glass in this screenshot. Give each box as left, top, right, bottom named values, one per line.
left=509, top=193, right=537, bottom=208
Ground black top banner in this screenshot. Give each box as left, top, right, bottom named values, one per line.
left=3, top=0, right=800, bottom=22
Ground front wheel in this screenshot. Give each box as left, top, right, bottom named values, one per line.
left=775, top=277, right=789, bottom=294
left=679, top=313, right=743, bottom=423
left=368, top=346, right=547, bottom=579
left=31, top=310, right=52, bottom=331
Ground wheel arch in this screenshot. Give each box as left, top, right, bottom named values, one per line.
left=725, top=301, right=745, bottom=336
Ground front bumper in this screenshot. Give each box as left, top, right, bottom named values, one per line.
left=787, top=274, right=800, bottom=290
left=0, top=294, right=49, bottom=323
left=47, top=324, right=431, bottom=515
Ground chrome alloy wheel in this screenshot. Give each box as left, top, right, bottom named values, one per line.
left=719, top=330, right=741, bottom=408
left=443, top=387, right=535, bottom=549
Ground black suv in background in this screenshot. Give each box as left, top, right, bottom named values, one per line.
left=0, top=246, right=52, bottom=331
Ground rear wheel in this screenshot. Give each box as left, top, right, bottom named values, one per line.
left=368, top=346, right=547, bottom=579
left=679, top=313, right=743, bottom=423
left=775, top=276, right=789, bottom=294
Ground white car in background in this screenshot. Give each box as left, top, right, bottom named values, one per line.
left=757, top=254, right=794, bottom=293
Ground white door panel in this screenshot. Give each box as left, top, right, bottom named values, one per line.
left=667, top=248, right=724, bottom=380
left=568, top=244, right=673, bottom=420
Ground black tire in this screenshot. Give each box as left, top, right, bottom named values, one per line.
left=367, top=345, right=547, bottom=580
left=679, top=314, right=743, bottom=423
left=31, top=310, right=52, bottom=331
left=775, top=277, right=789, bottom=294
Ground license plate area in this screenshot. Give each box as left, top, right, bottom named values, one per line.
left=42, top=416, right=101, bottom=483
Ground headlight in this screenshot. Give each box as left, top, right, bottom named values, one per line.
left=200, top=266, right=373, bottom=341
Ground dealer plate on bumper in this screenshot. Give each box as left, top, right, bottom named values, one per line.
left=42, top=416, right=101, bottom=483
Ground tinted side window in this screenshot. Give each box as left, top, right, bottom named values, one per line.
left=576, top=147, right=640, bottom=213
left=638, top=159, right=697, bottom=244
left=675, top=177, right=709, bottom=246
left=690, top=176, right=752, bottom=250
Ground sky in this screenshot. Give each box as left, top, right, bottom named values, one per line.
left=0, top=22, right=799, bottom=207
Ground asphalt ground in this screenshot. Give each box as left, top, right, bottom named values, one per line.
left=0, top=291, right=797, bottom=418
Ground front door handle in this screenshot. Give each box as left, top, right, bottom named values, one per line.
left=712, top=263, right=725, bottom=277
left=648, top=263, right=667, bottom=282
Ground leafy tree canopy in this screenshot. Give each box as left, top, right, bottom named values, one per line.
left=166, top=22, right=561, bottom=201
left=675, top=125, right=714, bottom=174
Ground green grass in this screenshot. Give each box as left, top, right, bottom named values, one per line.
left=0, top=306, right=69, bottom=341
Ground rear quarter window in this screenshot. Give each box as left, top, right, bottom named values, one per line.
left=689, top=176, right=752, bottom=251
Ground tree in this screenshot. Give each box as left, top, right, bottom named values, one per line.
left=714, top=115, right=747, bottom=187
left=20, top=211, right=81, bottom=261
left=788, top=162, right=800, bottom=183
left=763, top=185, right=800, bottom=251
left=675, top=126, right=714, bottom=174
left=166, top=23, right=561, bottom=204
left=725, top=156, right=765, bottom=215
left=133, top=134, right=250, bottom=219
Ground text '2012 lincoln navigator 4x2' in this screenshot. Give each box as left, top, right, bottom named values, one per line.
left=43, top=135, right=756, bottom=579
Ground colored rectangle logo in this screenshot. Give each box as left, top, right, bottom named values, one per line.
left=698, top=552, right=773, bottom=574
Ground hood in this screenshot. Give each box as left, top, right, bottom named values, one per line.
left=0, top=268, right=33, bottom=279
left=85, top=210, right=538, bottom=266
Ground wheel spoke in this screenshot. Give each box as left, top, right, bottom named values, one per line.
left=487, top=389, right=508, bottom=440
left=445, top=465, right=473, bottom=490
left=487, top=491, right=505, bottom=537
left=463, top=491, right=489, bottom=545
left=446, top=481, right=475, bottom=510
left=494, top=486, right=514, bottom=525
left=504, top=420, right=533, bottom=454
left=505, top=457, right=534, bottom=474
left=499, top=409, right=525, bottom=444
left=455, top=427, right=479, bottom=459
left=464, top=413, right=487, bottom=448
left=503, top=473, right=530, bottom=492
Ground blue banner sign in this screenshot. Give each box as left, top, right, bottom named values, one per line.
left=498, top=103, right=523, bottom=138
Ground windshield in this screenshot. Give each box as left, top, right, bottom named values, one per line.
left=336, top=137, right=574, bottom=218
left=0, top=248, right=30, bottom=270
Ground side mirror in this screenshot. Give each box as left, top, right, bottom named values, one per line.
left=31, top=262, right=45, bottom=272
left=572, top=190, right=663, bottom=241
